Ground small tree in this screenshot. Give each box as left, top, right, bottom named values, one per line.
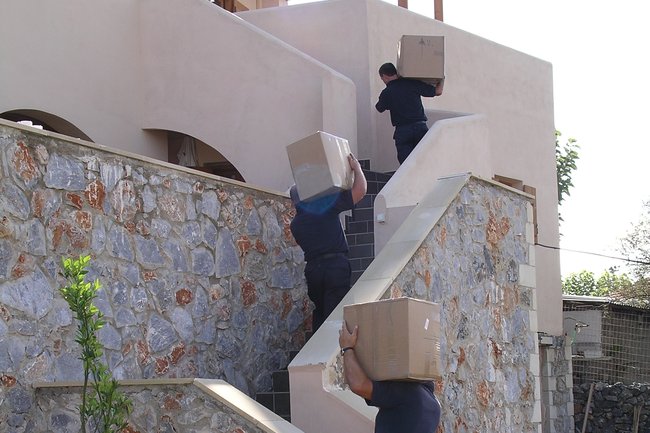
left=60, top=255, right=132, bottom=433
left=617, top=202, right=650, bottom=305
left=562, top=270, right=598, bottom=296
left=556, top=130, right=580, bottom=222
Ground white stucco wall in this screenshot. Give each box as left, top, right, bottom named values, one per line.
left=0, top=1, right=164, bottom=159
left=0, top=0, right=561, bottom=333
left=239, top=0, right=561, bottom=335
left=0, top=0, right=357, bottom=191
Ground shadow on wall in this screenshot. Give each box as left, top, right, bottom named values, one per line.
left=2, top=109, right=92, bottom=141
left=2, top=110, right=246, bottom=182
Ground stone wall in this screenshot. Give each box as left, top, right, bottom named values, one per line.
left=0, top=122, right=309, bottom=432
left=33, top=380, right=273, bottom=433
left=573, top=382, right=650, bottom=433
left=339, top=178, right=545, bottom=432
left=539, top=335, right=574, bottom=433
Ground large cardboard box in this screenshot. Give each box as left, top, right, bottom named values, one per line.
left=396, top=35, right=445, bottom=85
left=286, top=131, right=353, bottom=202
left=343, top=297, right=441, bottom=381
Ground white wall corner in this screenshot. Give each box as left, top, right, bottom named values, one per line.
left=532, top=399, right=542, bottom=423
left=529, top=355, right=541, bottom=377
left=529, top=311, right=539, bottom=333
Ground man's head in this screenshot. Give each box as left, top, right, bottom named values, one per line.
left=378, top=62, right=398, bottom=84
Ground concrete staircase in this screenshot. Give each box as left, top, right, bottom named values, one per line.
left=346, top=160, right=392, bottom=284
left=255, top=350, right=297, bottom=421
left=255, top=161, right=392, bottom=420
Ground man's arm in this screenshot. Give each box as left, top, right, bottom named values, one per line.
left=375, top=88, right=388, bottom=113
left=339, top=321, right=373, bottom=400
left=435, top=79, right=444, bottom=96
left=348, top=154, right=367, bottom=205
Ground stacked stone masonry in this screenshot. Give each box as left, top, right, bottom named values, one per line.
left=573, top=382, right=650, bottom=433
left=331, top=178, right=547, bottom=433
left=33, top=382, right=269, bottom=433
left=0, top=123, right=310, bottom=432
left=539, top=336, right=574, bottom=433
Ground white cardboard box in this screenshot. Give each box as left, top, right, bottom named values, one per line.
left=397, top=35, right=445, bottom=85
left=286, top=131, right=353, bottom=202
left=343, top=297, right=441, bottom=381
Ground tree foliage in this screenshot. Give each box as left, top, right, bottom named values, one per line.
left=60, top=256, right=132, bottom=433
left=556, top=130, right=580, bottom=221
left=562, top=268, right=632, bottom=298
left=618, top=200, right=650, bottom=305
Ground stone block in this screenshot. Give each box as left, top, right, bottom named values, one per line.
left=534, top=377, right=542, bottom=401
left=518, top=264, right=536, bottom=288
left=526, top=221, right=535, bottom=244
left=528, top=244, right=536, bottom=266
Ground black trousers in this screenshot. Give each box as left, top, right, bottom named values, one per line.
left=304, top=254, right=351, bottom=332
left=393, top=121, right=429, bottom=164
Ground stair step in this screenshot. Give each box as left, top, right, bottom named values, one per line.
left=352, top=207, right=373, bottom=221
left=253, top=165, right=391, bottom=423
left=272, top=370, right=289, bottom=392
left=256, top=391, right=291, bottom=421
left=346, top=220, right=373, bottom=234
left=346, top=232, right=374, bottom=245
left=349, top=244, right=373, bottom=259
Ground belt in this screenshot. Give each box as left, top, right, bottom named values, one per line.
left=311, top=252, right=348, bottom=262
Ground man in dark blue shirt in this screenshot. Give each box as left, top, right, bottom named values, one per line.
left=289, top=154, right=367, bottom=332
left=339, top=321, right=441, bottom=433
left=375, top=62, right=444, bottom=164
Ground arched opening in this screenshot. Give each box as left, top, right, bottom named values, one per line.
left=1, top=109, right=92, bottom=141
left=166, top=131, right=245, bottom=182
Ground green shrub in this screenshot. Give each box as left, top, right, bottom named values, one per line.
left=60, top=255, right=132, bottom=433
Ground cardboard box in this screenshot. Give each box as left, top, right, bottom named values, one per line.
left=286, top=131, right=353, bottom=202
left=343, top=297, right=441, bottom=381
left=396, top=35, right=445, bottom=85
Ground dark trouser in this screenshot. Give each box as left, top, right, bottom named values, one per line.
left=304, top=254, right=351, bottom=332
left=393, top=121, right=429, bottom=164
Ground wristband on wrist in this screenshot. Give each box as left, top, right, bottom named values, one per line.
left=340, top=346, right=354, bottom=356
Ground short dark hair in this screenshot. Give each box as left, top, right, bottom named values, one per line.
left=289, top=184, right=300, bottom=204
left=378, top=62, right=398, bottom=77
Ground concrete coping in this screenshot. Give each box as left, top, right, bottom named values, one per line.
left=33, top=378, right=305, bottom=433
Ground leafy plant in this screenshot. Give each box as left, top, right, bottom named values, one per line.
left=562, top=268, right=633, bottom=298
left=60, top=255, right=132, bottom=433
left=556, top=130, right=580, bottom=222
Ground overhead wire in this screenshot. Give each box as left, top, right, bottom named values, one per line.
left=535, top=242, right=650, bottom=266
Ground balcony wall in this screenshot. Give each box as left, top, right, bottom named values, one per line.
left=0, top=0, right=356, bottom=192
left=0, top=120, right=309, bottom=431
left=239, top=0, right=560, bottom=334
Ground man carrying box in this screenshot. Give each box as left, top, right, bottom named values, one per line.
left=289, top=154, right=367, bottom=332
left=339, top=321, right=441, bottom=433
left=375, top=62, right=443, bottom=164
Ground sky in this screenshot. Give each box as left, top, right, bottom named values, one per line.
left=287, top=0, right=649, bottom=278
left=431, top=0, right=650, bottom=278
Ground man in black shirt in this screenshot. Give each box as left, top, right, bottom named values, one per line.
left=289, top=154, right=367, bottom=332
left=339, top=321, right=441, bottom=433
left=375, top=62, right=444, bottom=164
